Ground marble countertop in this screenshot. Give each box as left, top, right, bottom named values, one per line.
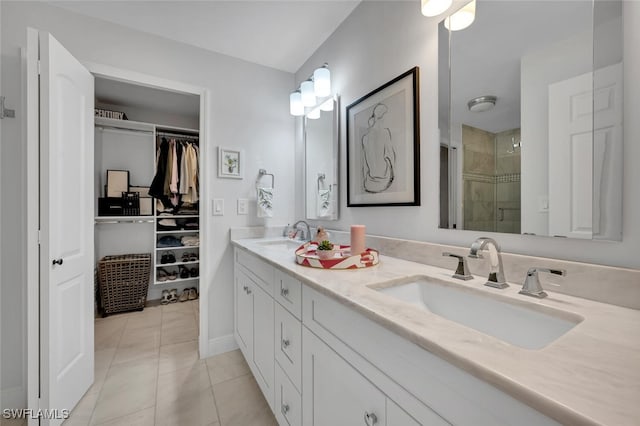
left=232, top=237, right=640, bottom=426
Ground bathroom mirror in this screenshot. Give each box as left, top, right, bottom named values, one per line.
left=305, top=95, right=339, bottom=220
left=439, top=0, right=623, bottom=240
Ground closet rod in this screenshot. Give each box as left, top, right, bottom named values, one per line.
left=156, top=132, right=199, bottom=140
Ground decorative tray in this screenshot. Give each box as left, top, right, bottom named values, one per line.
left=295, top=243, right=379, bottom=269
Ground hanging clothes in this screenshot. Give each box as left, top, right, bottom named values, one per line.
left=149, top=137, right=169, bottom=199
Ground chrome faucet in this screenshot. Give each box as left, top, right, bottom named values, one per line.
left=442, top=252, right=473, bottom=280
left=520, top=267, right=566, bottom=298
left=468, top=237, right=508, bottom=289
left=292, top=220, right=311, bottom=242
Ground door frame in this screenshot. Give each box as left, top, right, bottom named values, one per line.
left=26, top=47, right=211, bottom=421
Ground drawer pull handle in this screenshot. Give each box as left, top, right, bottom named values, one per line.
left=280, top=287, right=290, bottom=297
left=246, top=287, right=252, bottom=294
left=281, top=404, right=290, bottom=415
left=282, top=339, right=290, bottom=348
left=243, top=285, right=252, bottom=294
left=364, top=412, right=378, bottom=426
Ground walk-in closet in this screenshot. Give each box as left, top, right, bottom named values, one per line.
left=93, top=77, right=202, bottom=310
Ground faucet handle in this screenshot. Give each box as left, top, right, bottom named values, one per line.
left=442, top=252, right=473, bottom=280
left=519, top=267, right=567, bottom=298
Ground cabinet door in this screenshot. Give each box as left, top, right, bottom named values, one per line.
left=253, top=283, right=275, bottom=411
left=303, top=328, right=386, bottom=426
left=387, top=400, right=422, bottom=426
left=235, top=269, right=254, bottom=356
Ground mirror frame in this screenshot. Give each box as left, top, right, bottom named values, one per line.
left=304, top=94, right=340, bottom=221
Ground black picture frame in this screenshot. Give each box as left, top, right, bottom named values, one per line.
left=346, top=67, right=420, bottom=207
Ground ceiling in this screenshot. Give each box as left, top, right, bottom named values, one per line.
left=50, top=0, right=361, bottom=73
left=444, top=0, right=595, bottom=134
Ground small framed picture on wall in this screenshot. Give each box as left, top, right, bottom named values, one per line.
left=218, top=147, right=244, bottom=179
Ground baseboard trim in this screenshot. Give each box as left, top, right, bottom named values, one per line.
left=206, top=334, right=238, bottom=358
left=1, top=385, right=26, bottom=410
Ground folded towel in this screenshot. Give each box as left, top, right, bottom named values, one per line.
left=317, top=188, right=331, bottom=217
left=257, top=187, right=274, bottom=218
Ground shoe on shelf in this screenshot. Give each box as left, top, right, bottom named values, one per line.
left=169, top=288, right=178, bottom=303
left=158, top=267, right=177, bottom=281
left=178, top=289, right=190, bottom=302
left=161, top=289, right=171, bottom=305
left=179, top=265, right=190, bottom=279
left=190, top=268, right=199, bottom=278
left=188, top=287, right=199, bottom=300
left=157, top=269, right=169, bottom=282
left=160, top=251, right=176, bottom=264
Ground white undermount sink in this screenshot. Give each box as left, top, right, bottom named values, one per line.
left=255, top=238, right=303, bottom=251
left=373, top=276, right=582, bottom=350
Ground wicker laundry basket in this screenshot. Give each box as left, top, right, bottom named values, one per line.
left=98, top=253, right=151, bottom=317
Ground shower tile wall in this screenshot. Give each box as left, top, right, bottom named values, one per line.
left=462, top=125, right=495, bottom=232
left=462, top=125, right=521, bottom=233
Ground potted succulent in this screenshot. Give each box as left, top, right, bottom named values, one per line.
left=316, top=240, right=336, bottom=260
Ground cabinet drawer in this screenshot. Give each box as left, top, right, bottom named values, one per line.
left=274, top=268, right=302, bottom=319
left=236, top=249, right=274, bottom=295
left=275, top=363, right=302, bottom=426
left=275, top=302, right=302, bottom=393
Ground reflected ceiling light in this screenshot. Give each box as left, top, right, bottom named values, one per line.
left=445, top=0, right=476, bottom=31
left=313, top=64, right=331, bottom=97
left=320, top=98, right=334, bottom=112
left=289, top=91, right=304, bottom=116
left=307, top=107, right=321, bottom=120
left=301, top=80, right=316, bottom=107
left=467, top=95, right=496, bottom=112
left=421, top=0, right=452, bottom=17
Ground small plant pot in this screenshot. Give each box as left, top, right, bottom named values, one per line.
left=317, top=249, right=336, bottom=260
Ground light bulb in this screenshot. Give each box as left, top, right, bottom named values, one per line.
left=289, top=91, right=304, bottom=116
left=445, top=0, right=476, bottom=31
left=307, top=107, right=321, bottom=120
left=320, top=99, right=334, bottom=112
left=421, top=0, right=452, bottom=17
left=301, top=80, right=316, bottom=107
left=313, top=66, right=331, bottom=97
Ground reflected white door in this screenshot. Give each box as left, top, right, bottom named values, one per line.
left=38, top=31, right=94, bottom=422
left=548, top=63, right=622, bottom=239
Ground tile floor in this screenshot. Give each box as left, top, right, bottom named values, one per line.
left=63, top=300, right=277, bottom=426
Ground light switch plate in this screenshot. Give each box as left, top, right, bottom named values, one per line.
left=213, top=199, right=224, bottom=216
left=237, top=198, right=248, bottom=215
left=538, top=196, right=549, bottom=212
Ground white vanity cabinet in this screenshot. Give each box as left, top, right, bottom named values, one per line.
left=234, top=246, right=559, bottom=426
left=234, top=252, right=276, bottom=411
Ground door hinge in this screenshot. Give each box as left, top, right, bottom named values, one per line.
left=38, top=230, right=42, bottom=245
left=0, top=96, right=16, bottom=119
left=37, top=60, right=41, bottom=75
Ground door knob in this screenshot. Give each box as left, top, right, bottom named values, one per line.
left=282, top=338, right=290, bottom=348
left=281, top=404, right=290, bottom=415
left=280, top=287, right=289, bottom=297
left=52, top=258, right=64, bottom=266
left=364, top=412, right=378, bottom=425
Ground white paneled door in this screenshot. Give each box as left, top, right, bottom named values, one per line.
left=36, top=31, right=95, bottom=424
left=548, top=63, right=622, bottom=239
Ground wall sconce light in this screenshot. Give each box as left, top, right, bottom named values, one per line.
left=445, top=0, right=476, bottom=31
left=421, top=0, right=452, bottom=17
left=290, top=63, right=333, bottom=116
left=307, top=107, right=321, bottom=120
left=290, top=91, right=304, bottom=116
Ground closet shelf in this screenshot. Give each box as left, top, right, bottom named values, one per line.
left=154, top=276, right=199, bottom=285
left=156, top=245, right=199, bottom=251
left=156, top=229, right=200, bottom=234
left=95, top=216, right=155, bottom=224
left=155, top=260, right=199, bottom=267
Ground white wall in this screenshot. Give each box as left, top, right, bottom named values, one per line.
left=0, top=1, right=295, bottom=408
left=520, top=30, right=592, bottom=236
left=295, top=0, right=640, bottom=270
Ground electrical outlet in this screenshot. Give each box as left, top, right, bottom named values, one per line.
left=237, top=199, right=248, bottom=215
left=213, top=199, right=224, bottom=216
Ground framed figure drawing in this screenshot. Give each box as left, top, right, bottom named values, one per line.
left=218, top=147, right=243, bottom=179
left=346, top=67, right=420, bottom=206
